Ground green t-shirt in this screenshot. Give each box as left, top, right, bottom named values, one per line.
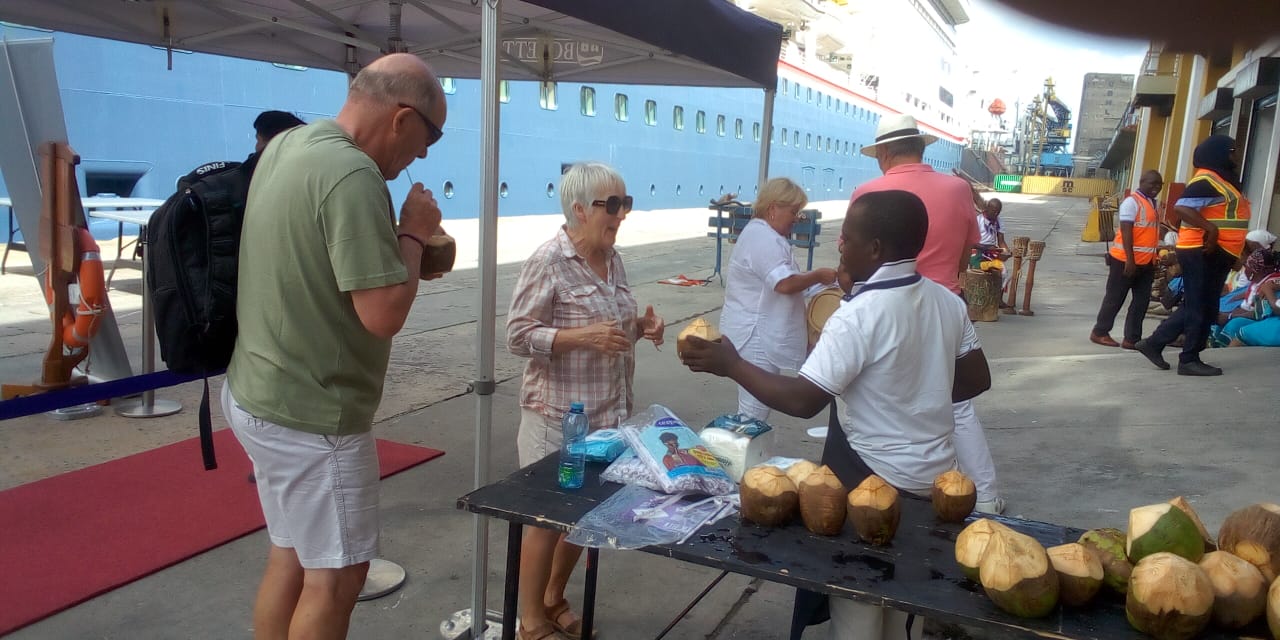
left=228, top=120, right=408, bottom=435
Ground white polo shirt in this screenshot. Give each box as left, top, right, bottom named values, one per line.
left=721, top=218, right=806, bottom=370
left=799, top=259, right=980, bottom=493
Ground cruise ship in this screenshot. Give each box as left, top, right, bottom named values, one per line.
left=0, top=0, right=973, bottom=243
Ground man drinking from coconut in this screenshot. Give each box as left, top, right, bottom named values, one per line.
left=680, top=190, right=992, bottom=640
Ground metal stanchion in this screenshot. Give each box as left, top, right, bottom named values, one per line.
left=115, top=230, right=180, bottom=418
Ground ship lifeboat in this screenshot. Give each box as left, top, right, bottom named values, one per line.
left=988, top=98, right=1007, bottom=116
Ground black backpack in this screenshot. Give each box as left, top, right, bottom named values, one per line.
left=147, top=153, right=258, bottom=470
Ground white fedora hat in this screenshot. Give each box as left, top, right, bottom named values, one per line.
left=859, top=113, right=938, bottom=157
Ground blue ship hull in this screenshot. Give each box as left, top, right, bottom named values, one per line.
left=0, top=26, right=963, bottom=242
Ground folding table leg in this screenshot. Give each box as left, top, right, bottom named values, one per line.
left=502, top=522, right=522, bottom=640
left=581, top=547, right=600, bottom=639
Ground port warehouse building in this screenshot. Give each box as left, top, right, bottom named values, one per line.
left=1101, top=41, right=1280, bottom=237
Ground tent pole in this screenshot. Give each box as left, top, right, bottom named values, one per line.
left=470, top=0, right=502, bottom=637
left=756, top=87, right=776, bottom=192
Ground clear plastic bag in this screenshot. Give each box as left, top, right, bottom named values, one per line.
left=565, top=484, right=738, bottom=550
left=599, top=450, right=664, bottom=491
left=618, top=405, right=735, bottom=496
left=699, top=414, right=775, bottom=483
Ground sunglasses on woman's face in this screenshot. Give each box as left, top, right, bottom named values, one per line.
left=591, top=195, right=634, bottom=216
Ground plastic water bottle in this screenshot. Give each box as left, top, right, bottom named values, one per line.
left=969, top=248, right=982, bottom=270
left=558, top=402, right=588, bottom=489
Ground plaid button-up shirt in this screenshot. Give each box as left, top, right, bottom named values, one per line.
left=507, top=227, right=637, bottom=429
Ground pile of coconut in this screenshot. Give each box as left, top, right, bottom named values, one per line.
left=739, top=463, right=983, bottom=544
left=954, top=497, right=1280, bottom=639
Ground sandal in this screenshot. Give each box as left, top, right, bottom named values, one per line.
left=545, top=599, right=596, bottom=640
left=516, top=623, right=565, bottom=640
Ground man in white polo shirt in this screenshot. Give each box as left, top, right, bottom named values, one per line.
left=682, top=189, right=991, bottom=639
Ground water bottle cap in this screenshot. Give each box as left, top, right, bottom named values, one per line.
left=570, top=402, right=585, bottom=412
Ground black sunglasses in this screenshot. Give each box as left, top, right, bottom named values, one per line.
left=591, top=195, right=634, bottom=215
left=398, top=102, right=444, bottom=147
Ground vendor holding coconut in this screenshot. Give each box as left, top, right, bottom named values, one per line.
left=720, top=177, right=837, bottom=420
left=507, top=161, right=666, bottom=640
left=681, top=190, right=991, bottom=640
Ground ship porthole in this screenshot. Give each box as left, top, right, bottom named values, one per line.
left=649, top=184, right=656, bottom=197
left=718, top=185, right=724, bottom=195
left=676, top=185, right=682, bottom=196
left=500, top=182, right=510, bottom=198
left=546, top=182, right=555, bottom=198
left=699, top=185, right=704, bottom=195
left=443, top=181, right=455, bottom=199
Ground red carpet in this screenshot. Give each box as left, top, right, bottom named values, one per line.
left=0, top=429, right=444, bottom=635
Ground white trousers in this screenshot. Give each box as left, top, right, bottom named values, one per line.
left=828, top=598, right=915, bottom=640
left=952, top=399, right=999, bottom=502
left=736, top=335, right=780, bottom=421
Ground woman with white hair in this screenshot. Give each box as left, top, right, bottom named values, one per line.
left=506, top=161, right=665, bottom=640
left=721, top=177, right=837, bottom=420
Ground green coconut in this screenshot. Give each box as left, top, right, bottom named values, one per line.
left=1169, top=496, right=1216, bottom=552
left=1079, top=527, right=1133, bottom=594
left=1128, top=502, right=1206, bottom=564
left=979, top=527, right=1059, bottom=618
left=1047, top=543, right=1104, bottom=607
left=1126, top=552, right=1214, bottom=640
left=956, top=519, right=1009, bottom=582
left=1198, top=550, right=1267, bottom=630
left=1217, top=503, right=1280, bottom=583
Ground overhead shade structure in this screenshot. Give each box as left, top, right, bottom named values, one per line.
left=0, top=0, right=779, bottom=87
left=0, top=1, right=783, bottom=636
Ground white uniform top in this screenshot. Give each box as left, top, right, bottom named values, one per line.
left=799, top=259, right=981, bottom=493
left=721, top=218, right=805, bottom=370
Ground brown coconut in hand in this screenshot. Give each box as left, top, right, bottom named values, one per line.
left=676, top=318, right=720, bottom=358
left=1126, top=552, right=1214, bottom=640
left=1198, top=550, right=1267, bottom=630
left=931, top=469, right=977, bottom=523
left=1078, top=527, right=1133, bottom=594
left=979, top=527, right=1060, bottom=618
left=419, top=233, right=457, bottom=279
left=1217, top=503, right=1280, bottom=583
left=847, top=475, right=900, bottom=546
left=1047, top=543, right=1104, bottom=606
left=956, top=519, right=1011, bottom=581
left=798, top=465, right=846, bottom=536
left=739, top=466, right=799, bottom=527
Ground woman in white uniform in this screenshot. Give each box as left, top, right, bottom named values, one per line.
left=720, top=178, right=837, bottom=420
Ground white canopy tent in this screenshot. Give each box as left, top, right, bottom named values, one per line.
left=0, top=0, right=783, bottom=635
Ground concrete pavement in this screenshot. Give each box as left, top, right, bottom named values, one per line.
left=1, top=193, right=1277, bottom=639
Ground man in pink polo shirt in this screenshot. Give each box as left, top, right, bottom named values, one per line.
left=852, top=114, right=1005, bottom=514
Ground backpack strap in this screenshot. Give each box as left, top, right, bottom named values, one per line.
left=199, top=377, right=217, bottom=470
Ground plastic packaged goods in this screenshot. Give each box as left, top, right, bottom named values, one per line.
left=600, top=450, right=664, bottom=492
left=698, top=414, right=774, bottom=483
left=568, top=428, right=627, bottom=463
left=618, top=405, right=735, bottom=496
left=565, top=485, right=738, bottom=550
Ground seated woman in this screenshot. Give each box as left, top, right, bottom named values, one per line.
left=1219, top=229, right=1277, bottom=314
left=1217, top=249, right=1280, bottom=347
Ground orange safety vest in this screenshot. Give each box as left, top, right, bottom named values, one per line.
left=1176, top=168, right=1252, bottom=257
left=1110, top=192, right=1160, bottom=264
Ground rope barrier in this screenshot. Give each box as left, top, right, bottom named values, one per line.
left=0, top=370, right=216, bottom=421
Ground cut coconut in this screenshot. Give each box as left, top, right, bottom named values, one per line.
left=785, top=460, right=818, bottom=488
left=1267, top=577, right=1279, bottom=640
left=798, top=465, right=846, bottom=536
left=847, top=475, right=900, bottom=545
left=1169, top=496, right=1216, bottom=552
left=739, top=466, right=798, bottom=527
left=978, top=527, right=1059, bottom=618
left=1217, top=503, right=1280, bottom=583
left=676, top=317, right=720, bottom=358
left=1047, top=543, right=1104, bottom=606
left=931, top=470, right=978, bottom=523
left=1126, top=552, right=1214, bottom=640
left=956, top=519, right=1010, bottom=582
left=1198, top=550, right=1267, bottom=629
left=1079, top=527, right=1133, bottom=594
left=1128, top=502, right=1206, bottom=564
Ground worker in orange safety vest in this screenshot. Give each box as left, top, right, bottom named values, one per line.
left=1090, top=169, right=1164, bottom=349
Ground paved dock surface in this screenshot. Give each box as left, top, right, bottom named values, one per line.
left=1, top=193, right=1276, bottom=639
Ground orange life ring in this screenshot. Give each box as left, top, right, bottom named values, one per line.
left=42, top=227, right=106, bottom=350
